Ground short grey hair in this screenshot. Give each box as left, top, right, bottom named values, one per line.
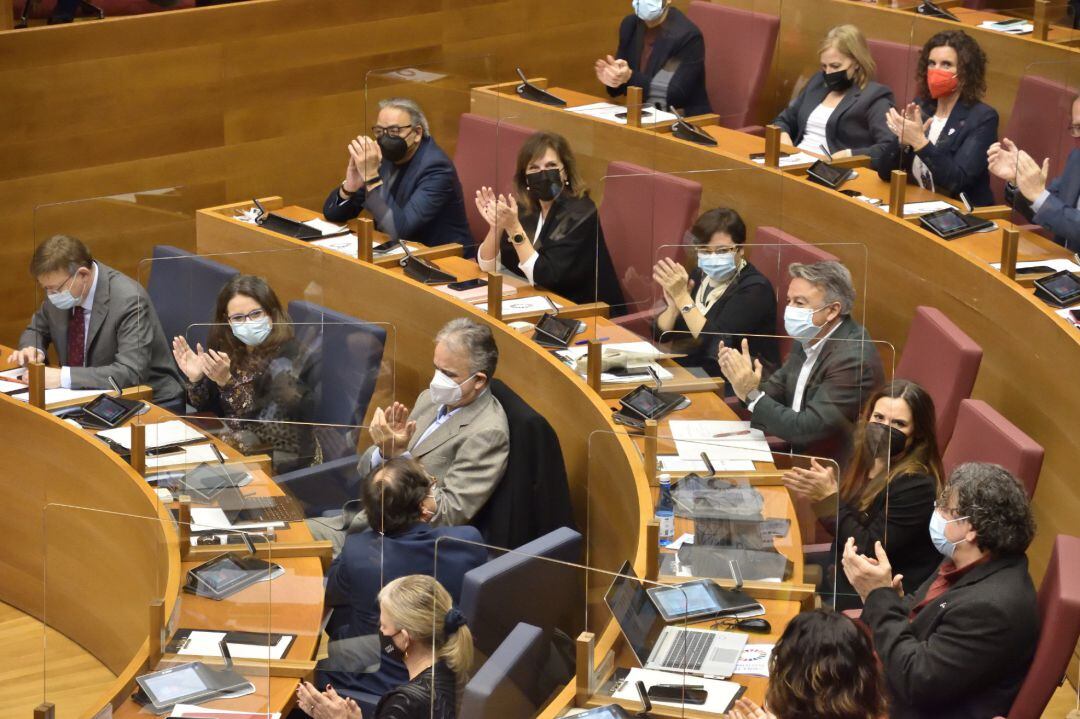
left=378, top=97, right=429, bottom=136
left=947, top=462, right=1035, bottom=556
left=788, top=260, right=855, bottom=315
left=435, top=318, right=498, bottom=378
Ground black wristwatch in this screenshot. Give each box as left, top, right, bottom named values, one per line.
left=510, top=232, right=527, bottom=246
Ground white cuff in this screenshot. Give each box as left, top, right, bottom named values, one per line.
left=477, top=251, right=500, bottom=274
left=1031, top=189, right=1050, bottom=214
left=60, top=367, right=72, bottom=389
left=518, top=253, right=540, bottom=286
left=746, top=394, right=762, bottom=413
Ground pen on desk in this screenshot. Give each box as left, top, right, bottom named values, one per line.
left=209, top=443, right=226, bottom=463
left=575, top=337, right=609, bottom=345
left=713, top=429, right=751, bottom=438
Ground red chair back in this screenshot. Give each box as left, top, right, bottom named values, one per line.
left=598, top=161, right=702, bottom=316
left=1007, top=534, right=1080, bottom=719
left=998, top=74, right=1078, bottom=203
left=687, top=1, right=779, bottom=129
left=454, top=113, right=535, bottom=247
left=942, top=399, right=1044, bottom=498
left=867, top=38, right=920, bottom=107
left=895, top=306, right=982, bottom=447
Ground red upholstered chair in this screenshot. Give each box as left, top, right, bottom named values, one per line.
left=1005, top=534, right=1080, bottom=719
left=996, top=73, right=1079, bottom=204
left=598, top=160, right=702, bottom=331
left=895, top=306, right=982, bottom=447
left=867, top=38, right=920, bottom=107
left=454, top=113, right=534, bottom=248
left=686, top=1, right=779, bottom=130
left=942, top=400, right=1044, bottom=498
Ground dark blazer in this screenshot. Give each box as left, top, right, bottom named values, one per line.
left=862, top=553, right=1039, bottom=719
left=497, top=194, right=626, bottom=310
left=817, top=471, right=940, bottom=609
left=651, top=263, right=779, bottom=377
left=609, top=7, right=711, bottom=116
left=1008, top=147, right=1080, bottom=252
left=772, top=73, right=895, bottom=167
left=322, top=135, right=472, bottom=250
left=876, top=98, right=998, bottom=207
left=322, top=522, right=487, bottom=697
left=751, top=316, right=884, bottom=458
left=19, top=262, right=183, bottom=404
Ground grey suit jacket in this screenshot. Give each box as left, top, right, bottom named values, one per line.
left=18, top=262, right=184, bottom=403
left=751, top=316, right=883, bottom=457
left=346, top=389, right=510, bottom=533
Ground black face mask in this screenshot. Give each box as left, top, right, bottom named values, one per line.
left=379, top=629, right=407, bottom=662
left=864, top=421, right=908, bottom=459
left=823, top=68, right=853, bottom=93
left=378, top=129, right=414, bottom=164
left=525, top=168, right=564, bottom=202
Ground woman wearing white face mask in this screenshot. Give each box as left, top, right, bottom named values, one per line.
left=652, top=208, right=778, bottom=377
left=593, top=0, right=711, bottom=116
left=171, top=274, right=318, bottom=471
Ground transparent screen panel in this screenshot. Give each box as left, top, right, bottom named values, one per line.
left=43, top=505, right=287, bottom=717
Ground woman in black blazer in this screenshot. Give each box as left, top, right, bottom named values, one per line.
left=773, top=25, right=895, bottom=167
left=474, top=131, right=625, bottom=310
left=594, top=0, right=711, bottom=116
left=652, top=208, right=778, bottom=377
left=782, top=380, right=943, bottom=610
left=877, top=30, right=998, bottom=206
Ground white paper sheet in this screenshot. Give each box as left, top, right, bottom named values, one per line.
left=877, top=200, right=956, bottom=216
left=10, top=388, right=103, bottom=405
left=174, top=630, right=293, bottom=661
left=666, top=532, right=695, bottom=550
left=189, top=506, right=286, bottom=532
left=565, top=102, right=679, bottom=126
left=978, top=20, right=1033, bottom=34
left=144, top=443, right=223, bottom=470
left=98, top=419, right=204, bottom=450
left=611, top=668, right=743, bottom=714
left=171, top=703, right=280, bottom=719
left=751, top=151, right=820, bottom=167
left=0, top=379, right=27, bottom=394
left=669, top=420, right=772, bottom=463
left=657, top=454, right=755, bottom=473
left=556, top=341, right=676, bottom=384
left=475, top=295, right=562, bottom=316
left=733, top=643, right=774, bottom=677
left=1056, top=306, right=1080, bottom=326
left=991, top=258, right=1080, bottom=273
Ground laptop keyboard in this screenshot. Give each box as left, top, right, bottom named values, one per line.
left=661, top=630, right=714, bottom=671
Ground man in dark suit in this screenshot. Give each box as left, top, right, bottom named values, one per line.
left=323, top=97, right=472, bottom=250
left=594, top=0, right=711, bottom=116
left=8, top=234, right=184, bottom=405
left=718, top=260, right=883, bottom=459
left=990, top=95, right=1080, bottom=253
left=319, top=456, right=488, bottom=698
left=842, top=462, right=1039, bottom=719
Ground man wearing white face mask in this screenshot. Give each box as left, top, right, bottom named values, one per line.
left=10, top=234, right=183, bottom=406
left=718, top=260, right=883, bottom=459
left=842, top=463, right=1038, bottom=719
left=308, top=318, right=509, bottom=554
left=594, top=0, right=711, bottom=116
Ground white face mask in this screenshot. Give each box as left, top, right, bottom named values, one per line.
left=697, top=252, right=738, bottom=283
left=231, top=317, right=272, bottom=346
left=633, top=0, right=665, bottom=23
left=46, top=273, right=81, bottom=311
left=929, top=509, right=969, bottom=559
left=429, top=369, right=476, bottom=406
left=783, top=305, right=826, bottom=343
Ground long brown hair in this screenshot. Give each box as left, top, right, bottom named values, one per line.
left=916, top=30, right=987, bottom=105
left=512, top=131, right=587, bottom=214
left=206, top=274, right=293, bottom=356
left=766, top=609, right=888, bottom=719
left=841, top=380, right=943, bottom=511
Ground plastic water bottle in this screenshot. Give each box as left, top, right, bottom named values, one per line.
left=656, top=473, right=675, bottom=547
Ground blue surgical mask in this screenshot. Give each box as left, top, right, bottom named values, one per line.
left=783, top=305, right=825, bottom=343
left=697, top=253, right=737, bottom=282
left=231, top=317, right=272, bottom=346
left=929, top=509, right=969, bottom=559
left=633, top=0, right=665, bottom=23
left=47, top=273, right=81, bottom=311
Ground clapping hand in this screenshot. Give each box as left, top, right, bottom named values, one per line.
left=717, top=338, right=763, bottom=402
left=886, top=104, right=930, bottom=151
left=782, top=457, right=838, bottom=502
left=840, top=537, right=905, bottom=601
left=201, top=348, right=232, bottom=387
left=475, top=186, right=498, bottom=228
left=172, top=336, right=206, bottom=383
left=494, top=193, right=521, bottom=237
left=652, top=258, right=690, bottom=305
left=594, top=54, right=632, bottom=88
left=1015, top=150, right=1050, bottom=203
left=296, top=681, right=360, bottom=719
left=347, top=135, right=381, bottom=187
left=370, top=401, right=416, bottom=458
left=726, top=698, right=776, bottom=719
left=987, top=137, right=1021, bottom=184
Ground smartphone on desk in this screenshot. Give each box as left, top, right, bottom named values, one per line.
left=372, top=239, right=399, bottom=253
left=447, top=278, right=487, bottom=291
left=647, top=684, right=709, bottom=705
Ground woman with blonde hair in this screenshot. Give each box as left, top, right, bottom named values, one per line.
left=772, top=24, right=895, bottom=168
left=297, top=574, right=473, bottom=719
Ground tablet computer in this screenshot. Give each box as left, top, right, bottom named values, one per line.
left=185, top=553, right=280, bottom=600
left=805, top=160, right=853, bottom=189
left=1034, top=270, right=1080, bottom=307
left=532, top=313, right=580, bottom=348
left=570, top=705, right=631, bottom=719
left=918, top=208, right=994, bottom=239
left=136, top=661, right=250, bottom=712
left=646, top=579, right=764, bottom=622
left=619, top=386, right=688, bottom=421
left=179, top=463, right=250, bottom=502
left=82, top=393, right=143, bottom=427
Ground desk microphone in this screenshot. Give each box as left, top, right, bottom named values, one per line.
left=108, top=376, right=122, bottom=397
left=218, top=637, right=234, bottom=670
left=959, top=192, right=974, bottom=214
left=634, top=680, right=654, bottom=717
left=819, top=144, right=835, bottom=162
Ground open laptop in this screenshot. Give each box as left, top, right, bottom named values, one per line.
left=603, top=561, right=747, bottom=678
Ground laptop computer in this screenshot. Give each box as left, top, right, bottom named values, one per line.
left=603, top=561, right=747, bottom=678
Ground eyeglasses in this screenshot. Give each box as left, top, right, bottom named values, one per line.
left=44, top=273, right=76, bottom=295
left=1069, top=124, right=1080, bottom=138
left=227, top=308, right=267, bottom=324
left=371, top=124, right=416, bottom=138
left=696, top=246, right=739, bottom=256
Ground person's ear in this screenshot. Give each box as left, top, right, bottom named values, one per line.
left=473, top=372, right=488, bottom=391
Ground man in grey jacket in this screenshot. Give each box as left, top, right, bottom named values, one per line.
left=309, top=318, right=510, bottom=554
left=8, top=234, right=183, bottom=406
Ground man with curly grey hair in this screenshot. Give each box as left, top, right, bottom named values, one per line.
left=842, top=462, right=1038, bottom=719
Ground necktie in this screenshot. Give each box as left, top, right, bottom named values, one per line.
left=67, top=306, right=85, bottom=368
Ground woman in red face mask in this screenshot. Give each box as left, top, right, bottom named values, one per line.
left=876, top=30, right=998, bottom=207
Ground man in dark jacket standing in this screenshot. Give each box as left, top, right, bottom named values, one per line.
left=842, top=462, right=1039, bottom=719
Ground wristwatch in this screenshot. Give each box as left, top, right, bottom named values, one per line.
left=510, top=232, right=527, bottom=246
left=679, top=302, right=693, bottom=314
left=745, top=388, right=763, bottom=405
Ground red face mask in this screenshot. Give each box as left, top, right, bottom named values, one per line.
left=927, top=68, right=959, bottom=99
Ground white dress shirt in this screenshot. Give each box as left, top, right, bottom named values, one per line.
left=477, top=212, right=545, bottom=285
left=912, top=115, right=948, bottom=193
left=60, top=262, right=100, bottom=389
left=748, top=318, right=842, bottom=413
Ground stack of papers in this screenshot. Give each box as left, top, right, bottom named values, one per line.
left=657, top=454, right=755, bottom=472
left=190, top=506, right=285, bottom=532
left=877, top=200, right=955, bottom=216
left=305, top=219, right=408, bottom=259
left=0, top=368, right=107, bottom=405
left=171, top=705, right=280, bottom=719
left=668, top=420, right=772, bottom=465
left=145, top=444, right=223, bottom=470
left=979, top=19, right=1033, bottom=34
left=612, top=668, right=743, bottom=714
left=555, top=341, right=675, bottom=384
left=991, top=258, right=1080, bottom=273
left=99, top=419, right=203, bottom=449
left=172, top=629, right=294, bottom=661
left=1057, top=306, right=1080, bottom=326
left=566, top=102, right=678, bottom=126
left=475, top=295, right=561, bottom=316
left=734, top=643, right=774, bottom=677
left=751, top=151, right=819, bottom=167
